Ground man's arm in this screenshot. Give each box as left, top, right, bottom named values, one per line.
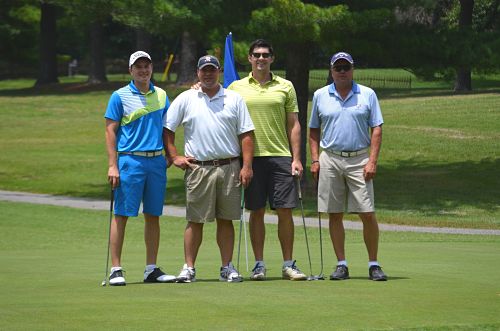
left=364, top=125, right=382, bottom=181
left=309, top=127, right=321, bottom=182
left=286, top=112, right=303, bottom=176
left=105, top=119, right=120, bottom=188
left=239, top=131, right=254, bottom=187
left=163, top=128, right=194, bottom=170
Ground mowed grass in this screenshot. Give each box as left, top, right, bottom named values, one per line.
left=0, top=75, right=499, bottom=229
left=0, top=201, right=499, bottom=330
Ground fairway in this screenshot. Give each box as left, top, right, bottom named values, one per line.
left=1, top=201, right=499, bottom=330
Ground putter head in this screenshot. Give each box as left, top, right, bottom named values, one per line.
left=101, top=280, right=107, bottom=287
left=307, top=275, right=325, bottom=281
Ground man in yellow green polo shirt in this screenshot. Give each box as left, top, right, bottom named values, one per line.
left=228, top=39, right=306, bottom=281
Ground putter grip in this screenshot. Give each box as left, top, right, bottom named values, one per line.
left=296, top=176, right=302, bottom=200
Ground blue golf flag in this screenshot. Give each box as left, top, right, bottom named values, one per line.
left=223, top=32, right=240, bottom=88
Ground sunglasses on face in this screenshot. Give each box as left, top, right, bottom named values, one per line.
left=332, top=64, right=352, bottom=72
left=251, top=52, right=272, bottom=59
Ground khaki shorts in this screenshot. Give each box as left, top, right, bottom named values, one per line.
left=318, top=150, right=375, bottom=213
left=185, top=159, right=241, bottom=222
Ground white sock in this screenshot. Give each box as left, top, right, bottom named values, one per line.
left=145, top=264, right=156, bottom=274
left=337, top=260, right=347, bottom=266
left=283, top=260, right=294, bottom=268
left=110, top=266, right=122, bottom=273
left=255, top=260, right=265, bottom=267
left=368, top=261, right=379, bottom=267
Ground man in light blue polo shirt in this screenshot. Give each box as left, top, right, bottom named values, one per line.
left=104, top=51, right=175, bottom=286
left=309, top=51, right=387, bottom=281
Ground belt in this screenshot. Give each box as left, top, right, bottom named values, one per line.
left=330, top=148, right=368, bottom=158
left=191, top=157, right=239, bottom=167
left=119, top=151, right=163, bottom=157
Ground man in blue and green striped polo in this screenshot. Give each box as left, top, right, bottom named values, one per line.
left=104, top=51, right=175, bottom=286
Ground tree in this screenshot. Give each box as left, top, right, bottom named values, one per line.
left=454, top=0, right=474, bottom=91
left=35, top=1, right=59, bottom=85
left=0, top=1, right=40, bottom=78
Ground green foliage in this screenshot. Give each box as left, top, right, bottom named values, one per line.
left=251, top=0, right=323, bottom=43
left=0, top=1, right=40, bottom=78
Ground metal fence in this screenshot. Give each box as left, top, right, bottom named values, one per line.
left=272, top=70, right=412, bottom=94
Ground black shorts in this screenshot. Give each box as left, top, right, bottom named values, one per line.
left=245, top=156, right=297, bottom=210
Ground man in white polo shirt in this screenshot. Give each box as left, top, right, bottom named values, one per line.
left=309, top=51, right=387, bottom=281
left=163, top=55, right=255, bottom=282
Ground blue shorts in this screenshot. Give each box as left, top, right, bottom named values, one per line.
left=114, top=154, right=167, bottom=217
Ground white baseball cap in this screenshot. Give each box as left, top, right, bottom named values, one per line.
left=129, top=51, right=152, bottom=68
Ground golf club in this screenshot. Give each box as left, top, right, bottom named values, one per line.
left=101, top=188, right=114, bottom=287
left=236, top=185, right=249, bottom=272
left=316, top=212, right=325, bottom=280
left=295, top=172, right=314, bottom=280
left=295, top=172, right=324, bottom=281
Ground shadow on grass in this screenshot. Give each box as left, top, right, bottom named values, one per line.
left=375, top=158, right=500, bottom=215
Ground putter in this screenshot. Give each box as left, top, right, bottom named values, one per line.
left=315, top=212, right=325, bottom=280
left=295, top=173, right=324, bottom=281
left=236, top=186, right=249, bottom=273
left=101, top=188, right=114, bottom=287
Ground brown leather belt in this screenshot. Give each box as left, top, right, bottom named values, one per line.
left=191, top=157, right=239, bottom=167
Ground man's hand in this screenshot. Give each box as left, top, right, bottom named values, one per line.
left=172, top=155, right=196, bottom=170
left=239, top=165, right=253, bottom=188
left=108, top=165, right=120, bottom=188
left=291, top=159, right=303, bottom=177
left=190, top=82, right=201, bottom=90
left=310, top=161, right=320, bottom=182
left=363, top=160, right=377, bottom=181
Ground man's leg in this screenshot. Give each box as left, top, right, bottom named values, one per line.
left=111, top=215, right=128, bottom=267
left=276, top=208, right=294, bottom=260
left=184, top=222, right=204, bottom=267
left=216, top=218, right=235, bottom=266
left=144, top=213, right=160, bottom=265
left=358, top=212, right=379, bottom=261
left=249, top=208, right=266, bottom=261
left=328, top=212, right=345, bottom=261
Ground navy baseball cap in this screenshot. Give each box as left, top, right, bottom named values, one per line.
left=197, top=55, right=221, bottom=69
left=330, top=52, right=354, bottom=66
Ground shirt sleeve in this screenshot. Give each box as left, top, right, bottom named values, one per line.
left=368, top=91, right=384, bottom=128
left=308, top=91, right=320, bottom=129
left=236, top=95, right=255, bottom=135
left=104, top=92, right=123, bottom=122
left=163, top=93, right=185, bottom=132
left=284, top=82, right=299, bottom=113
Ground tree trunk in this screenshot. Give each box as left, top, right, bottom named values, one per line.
left=285, top=43, right=310, bottom=175
left=135, top=28, right=152, bottom=53
left=176, top=30, right=197, bottom=85
left=35, top=1, right=58, bottom=86
left=454, top=0, right=474, bottom=91
left=87, top=20, right=107, bottom=84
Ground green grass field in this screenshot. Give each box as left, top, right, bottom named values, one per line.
left=1, top=201, right=499, bottom=330
left=0, top=72, right=499, bottom=229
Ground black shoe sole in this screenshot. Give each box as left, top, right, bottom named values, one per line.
left=109, top=282, right=126, bottom=286
left=369, top=277, right=387, bottom=281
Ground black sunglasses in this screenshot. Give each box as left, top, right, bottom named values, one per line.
left=251, top=52, right=272, bottom=59
left=332, top=64, right=352, bottom=72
